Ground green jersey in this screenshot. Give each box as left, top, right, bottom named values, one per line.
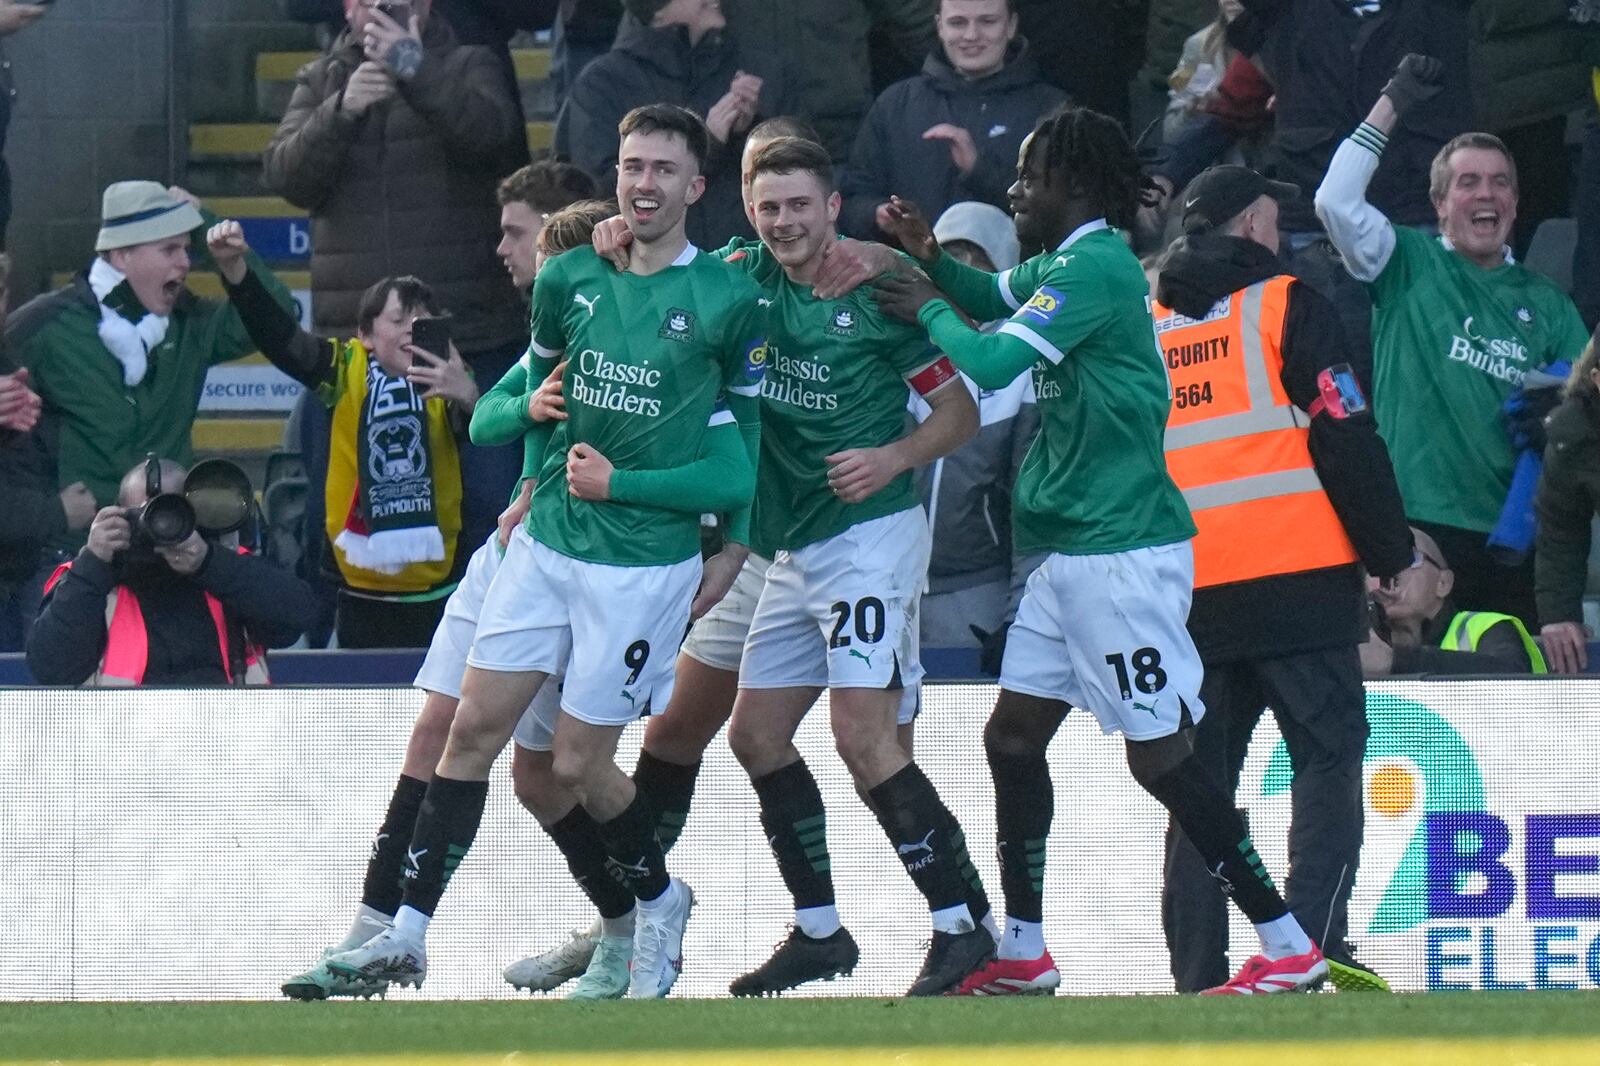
left=1369, top=225, right=1590, bottom=533
left=923, top=221, right=1194, bottom=557
left=723, top=241, right=953, bottom=554
left=526, top=244, right=766, bottom=566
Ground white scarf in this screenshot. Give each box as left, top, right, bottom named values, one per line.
left=88, top=257, right=170, bottom=387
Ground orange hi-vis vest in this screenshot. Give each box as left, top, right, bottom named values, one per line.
left=1155, top=275, right=1358, bottom=590
left=44, top=557, right=271, bottom=687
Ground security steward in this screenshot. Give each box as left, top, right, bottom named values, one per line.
left=27, top=457, right=313, bottom=686
left=1152, top=165, right=1413, bottom=994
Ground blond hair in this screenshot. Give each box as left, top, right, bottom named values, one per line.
left=1568, top=333, right=1599, bottom=399
left=536, top=200, right=620, bottom=256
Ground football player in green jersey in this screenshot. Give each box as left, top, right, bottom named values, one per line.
left=327, top=105, right=765, bottom=1001
left=720, top=137, right=994, bottom=998
left=873, top=104, right=1329, bottom=996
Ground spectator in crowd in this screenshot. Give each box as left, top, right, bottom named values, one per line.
left=210, top=220, right=478, bottom=650
left=1315, top=55, right=1592, bottom=631
left=1574, top=17, right=1600, bottom=332
left=262, top=0, right=528, bottom=557
left=1148, top=0, right=1473, bottom=365
left=1362, top=527, right=1548, bottom=676
left=0, top=254, right=97, bottom=651
left=27, top=457, right=314, bottom=686
left=722, top=0, right=936, bottom=163
left=1468, top=0, right=1593, bottom=256
left=839, top=0, right=1064, bottom=243
left=1161, top=0, right=1242, bottom=143
left=1144, top=0, right=1218, bottom=93
left=1013, top=0, right=1148, bottom=131
left=551, top=0, right=624, bottom=97
left=4, top=183, right=296, bottom=560
left=0, top=0, right=46, bottom=249
left=909, top=200, right=1040, bottom=671
left=1534, top=329, right=1600, bottom=676
left=556, top=0, right=795, bottom=247
left=1152, top=165, right=1412, bottom=995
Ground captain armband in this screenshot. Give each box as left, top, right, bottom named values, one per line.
left=908, top=355, right=959, bottom=397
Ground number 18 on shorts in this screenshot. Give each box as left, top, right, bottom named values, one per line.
left=1000, top=541, right=1206, bottom=740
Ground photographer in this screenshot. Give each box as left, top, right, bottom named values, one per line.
left=27, top=459, right=314, bottom=686
left=1361, top=527, right=1546, bottom=677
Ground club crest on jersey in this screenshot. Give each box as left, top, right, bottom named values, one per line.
left=743, top=338, right=770, bottom=379
left=827, top=306, right=859, bottom=337
left=659, top=308, right=696, bottom=342
left=1021, top=285, right=1066, bottom=325
left=1516, top=306, right=1533, bottom=325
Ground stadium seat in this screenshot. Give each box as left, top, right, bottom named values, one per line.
left=1524, top=217, right=1576, bottom=295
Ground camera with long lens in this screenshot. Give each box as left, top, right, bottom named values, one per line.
left=124, top=457, right=195, bottom=549
left=120, top=455, right=257, bottom=554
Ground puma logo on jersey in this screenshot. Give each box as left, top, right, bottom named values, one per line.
left=574, top=293, right=602, bottom=316
left=848, top=648, right=875, bottom=667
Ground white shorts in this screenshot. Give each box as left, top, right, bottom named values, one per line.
left=413, top=532, right=564, bottom=748
left=740, top=508, right=928, bottom=697
left=1000, top=540, right=1206, bottom=741
left=680, top=552, right=772, bottom=672
left=469, top=526, right=701, bottom=729
left=682, top=550, right=920, bottom=725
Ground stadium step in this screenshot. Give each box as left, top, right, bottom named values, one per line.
left=189, top=119, right=555, bottom=161
left=254, top=46, right=556, bottom=120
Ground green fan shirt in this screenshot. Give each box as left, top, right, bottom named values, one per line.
left=526, top=244, right=766, bottom=566
left=1369, top=225, right=1590, bottom=533
left=721, top=240, right=952, bottom=554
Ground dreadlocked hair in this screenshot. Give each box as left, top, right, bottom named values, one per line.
left=1025, top=105, right=1158, bottom=230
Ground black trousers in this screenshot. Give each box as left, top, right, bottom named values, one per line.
left=335, top=589, right=447, bottom=650
left=1161, top=645, right=1367, bottom=992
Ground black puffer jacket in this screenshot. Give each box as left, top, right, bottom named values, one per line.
left=839, top=41, right=1064, bottom=240
left=0, top=345, right=64, bottom=602
left=261, top=17, right=527, bottom=357
left=1157, top=233, right=1413, bottom=663
left=555, top=15, right=795, bottom=247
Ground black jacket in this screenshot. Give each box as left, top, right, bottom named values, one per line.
left=27, top=544, right=315, bottom=686
left=839, top=41, right=1064, bottom=240
left=0, top=344, right=65, bottom=600
left=1535, top=390, right=1600, bottom=627
left=1015, top=0, right=1147, bottom=129
left=1225, top=0, right=1472, bottom=232
left=1157, top=234, right=1412, bottom=664
left=555, top=16, right=793, bottom=248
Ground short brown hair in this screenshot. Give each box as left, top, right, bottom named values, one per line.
left=1429, top=132, right=1518, bottom=205
left=498, top=159, right=598, bottom=214
left=356, top=276, right=439, bottom=334
left=618, top=104, right=710, bottom=172
left=537, top=199, right=621, bottom=257
left=748, top=116, right=822, bottom=146
left=748, top=136, right=835, bottom=193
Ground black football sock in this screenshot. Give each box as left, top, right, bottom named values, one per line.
left=545, top=806, right=637, bottom=919
left=397, top=774, right=488, bottom=918
left=360, top=773, right=429, bottom=916
left=988, top=748, right=1053, bottom=925
left=752, top=758, right=837, bottom=911
left=1141, top=752, right=1287, bottom=925
left=866, top=763, right=971, bottom=920
left=595, top=790, right=671, bottom=902
left=633, top=749, right=702, bottom=855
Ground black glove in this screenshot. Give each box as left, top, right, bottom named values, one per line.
left=1381, top=54, right=1445, bottom=117
left=970, top=622, right=1010, bottom=678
